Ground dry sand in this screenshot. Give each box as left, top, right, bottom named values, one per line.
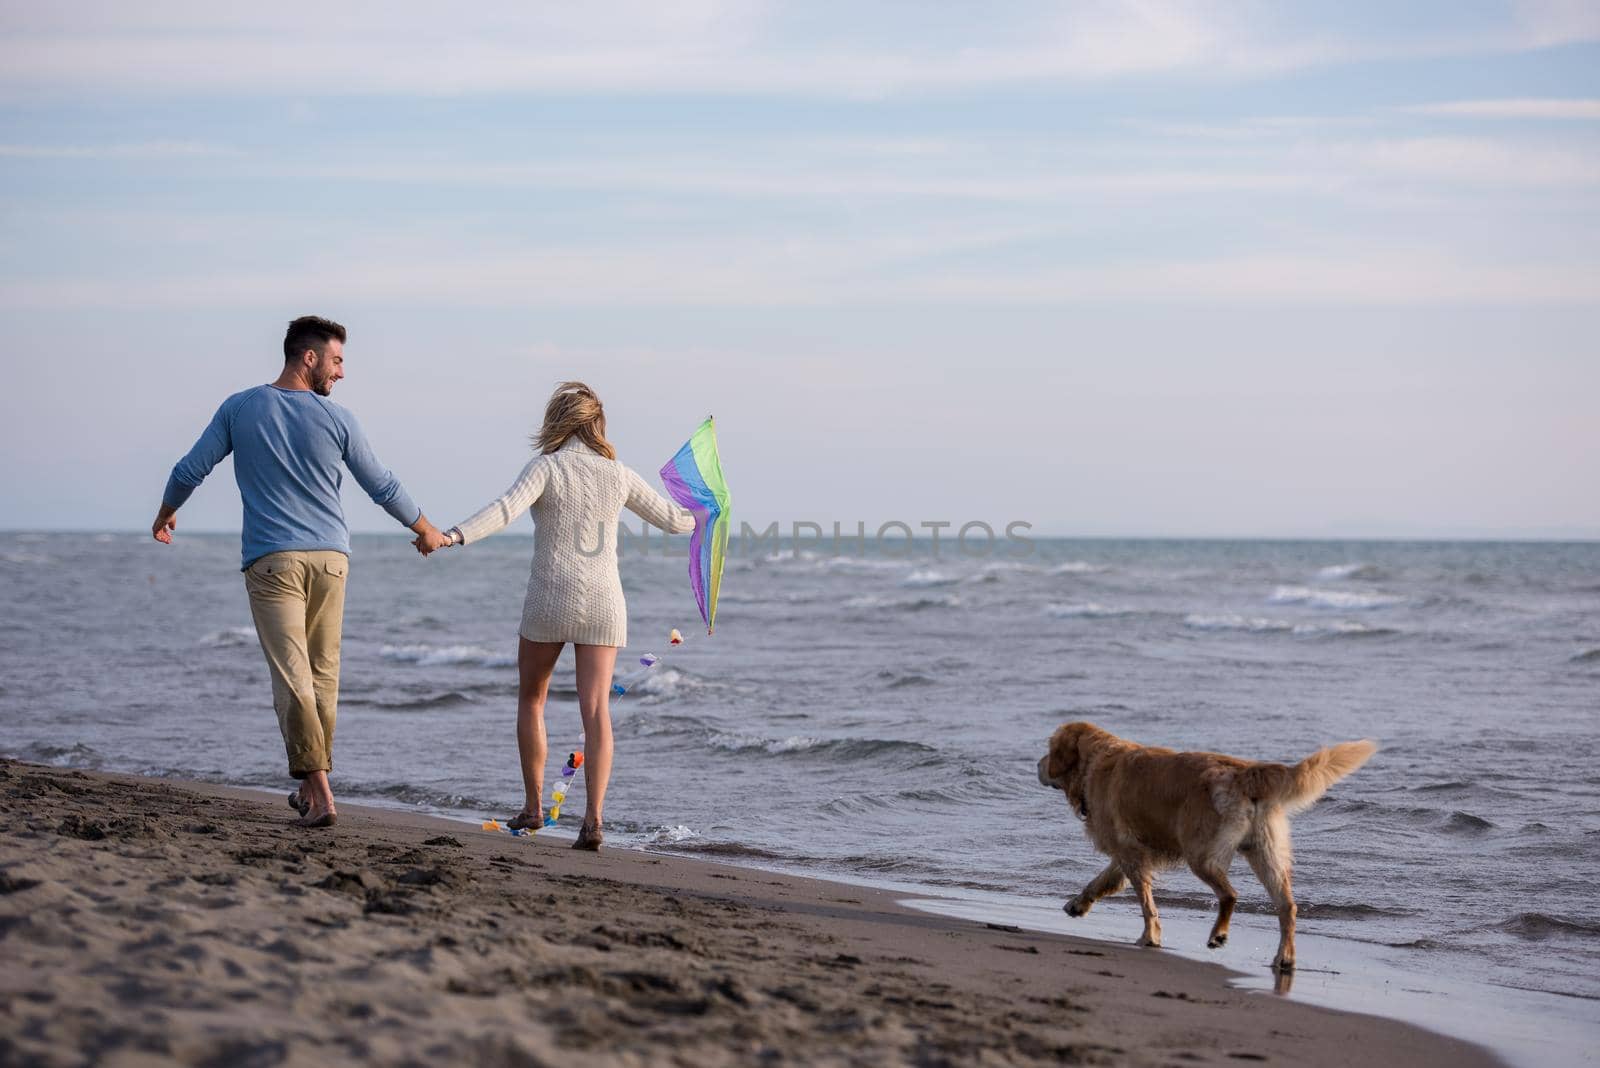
left=0, top=761, right=1500, bottom=1067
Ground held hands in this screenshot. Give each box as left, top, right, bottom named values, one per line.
left=413, top=529, right=451, bottom=556
left=411, top=518, right=454, bottom=557
left=152, top=505, right=177, bottom=544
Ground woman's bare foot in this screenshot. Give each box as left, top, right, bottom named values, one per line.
left=508, top=808, right=542, bottom=831
left=573, top=821, right=603, bottom=851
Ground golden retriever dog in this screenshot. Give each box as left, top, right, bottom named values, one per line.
left=1037, top=722, right=1376, bottom=973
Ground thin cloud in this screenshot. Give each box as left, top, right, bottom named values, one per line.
left=1335, top=136, right=1600, bottom=186
left=897, top=255, right=1600, bottom=306
left=275, top=127, right=1600, bottom=200
left=1401, top=98, right=1600, bottom=120
left=1, top=2, right=1596, bottom=98
left=0, top=141, right=230, bottom=158
left=6, top=245, right=1594, bottom=310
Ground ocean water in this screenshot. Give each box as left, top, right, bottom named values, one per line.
left=2, top=532, right=1597, bottom=1039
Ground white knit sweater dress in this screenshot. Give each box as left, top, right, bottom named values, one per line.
left=453, top=438, right=695, bottom=647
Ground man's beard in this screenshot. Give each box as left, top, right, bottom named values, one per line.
left=312, top=373, right=336, bottom=396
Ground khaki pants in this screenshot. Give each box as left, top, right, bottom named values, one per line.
left=244, top=551, right=349, bottom=779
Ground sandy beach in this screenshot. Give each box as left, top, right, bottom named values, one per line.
left=0, top=760, right=1501, bottom=1067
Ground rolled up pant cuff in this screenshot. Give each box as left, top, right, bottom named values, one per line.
left=288, top=755, right=332, bottom=779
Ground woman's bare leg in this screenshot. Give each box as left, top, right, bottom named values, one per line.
left=516, top=639, right=563, bottom=821
left=573, top=644, right=618, bottom=829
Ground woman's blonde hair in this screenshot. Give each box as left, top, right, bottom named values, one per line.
left=534, top=381, right=616, bottom=459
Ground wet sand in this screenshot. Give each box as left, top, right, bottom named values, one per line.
left=0, top=761, right=1501, bottom=1067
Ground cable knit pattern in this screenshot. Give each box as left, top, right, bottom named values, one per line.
left=453, top=438, right=695, bottom=647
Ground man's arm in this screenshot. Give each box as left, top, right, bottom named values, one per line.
left=153, top=400, right=234, bottom=544
left=336, top=406, right=448, bottom=553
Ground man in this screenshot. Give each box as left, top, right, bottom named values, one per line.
left=152, top=316, right=450, bottom=827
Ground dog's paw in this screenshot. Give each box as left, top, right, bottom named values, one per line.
left=1207, top=933, right=1228, bottom=949
left=1064, top=899, right=1088, bottom=918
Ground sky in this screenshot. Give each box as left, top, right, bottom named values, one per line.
left=1, top=1, right=1597, bottom=540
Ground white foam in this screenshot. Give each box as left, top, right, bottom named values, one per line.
left=1044, top=602, right=1127, bottom=619
left=901, top=569, right=958, bottom=588
left=1317, top=563, right=1377, bottom=580
left=629, top=666, right=698, bottom=699
left=845, top=593, right=962, bottom=610
left=708, top=732, right=822, bottom=754
left=1270, top=585, right=1401, bottom=610
left=762, top=548, right=821, bottom=563
left=975, top=561, right=1040, bottom=574
left=380, top=644, right=516, bottom=668
left=1184, top=614, right=1392, bottom=638
left=1292, top=620, right=1391, bottom=637
left=1049, top=561, right=1105, bottom=574
left=199, top=625, right=258, bottom=647
left=646, top=824, right=699, bottom=844
left=820, top=556, right=914, bottom=572
left=1184, top=614, right=1293, bottom=633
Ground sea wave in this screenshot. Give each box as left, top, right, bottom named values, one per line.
left=1050, top=561, right=1107, bottom=575
left=648, top=839, right=787, bottom=860
left=846, top=593, right=961, bottom=611
left=1184, top=614, right=1293, bottom=633
left=761, top=549, right=821, bottom=564
left=1285, top=900, right=1416, bottom=920
left=706, top=732, right=940, bottom=763
left=644, top=824, right=699, bottom=845
left=1270, top=586, right=1402, bottom=610
left=344, top=781, right=502, bottom=813
left=1044, top=602, right=1128, bottom=619
left=1442, top=811, right=1495, bottom=834
left=1495, top=913, right=1600, bottom=942
left=1183, top=614, right=1394, bottom=638
left=366, top=691, right=478, bottom=711
left=951, top=561, right=1050, bottom=585
left=15, top=741, right=105, bottom=768
left=199, top=625, right=257, bottom=648
left=1294, top=621, right=1398, bottom=638
left=1317, top=563, right=1385, bottom=581
left=380, top=643, right=515, bottom=668
left=1570, top=648, right=1600, bottom=663
left=901, top=569, right=959, bottom=588
left=625, top=666, right=709, bottom=701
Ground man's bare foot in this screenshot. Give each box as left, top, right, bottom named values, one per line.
left=293, top=771, right=336, bottom=828
left=287, top=790, right=309, bottom=817
left=294, top=807, right=337, bottom=829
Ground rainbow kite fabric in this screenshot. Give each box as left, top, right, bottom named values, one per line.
left=659, top=417, right=731, bottom=634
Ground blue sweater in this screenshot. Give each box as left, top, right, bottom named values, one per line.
left=163, top=385, right=421, bottom=569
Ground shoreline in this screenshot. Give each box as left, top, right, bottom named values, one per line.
left=0, top=761, right=1503, bottom=1067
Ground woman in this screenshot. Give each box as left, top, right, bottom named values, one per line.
left=435, top=382, right=694, bottom=849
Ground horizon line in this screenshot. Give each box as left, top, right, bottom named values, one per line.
left=6, top=526, right=1597, bottom=545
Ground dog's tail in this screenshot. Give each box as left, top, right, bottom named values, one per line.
left=1239, top=739, right=1378, bottom=815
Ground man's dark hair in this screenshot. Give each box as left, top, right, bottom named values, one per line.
left=283, top=316, right=347, bottom=362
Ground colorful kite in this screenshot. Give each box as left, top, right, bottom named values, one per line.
left=659, top=417, right=731, bottom=634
